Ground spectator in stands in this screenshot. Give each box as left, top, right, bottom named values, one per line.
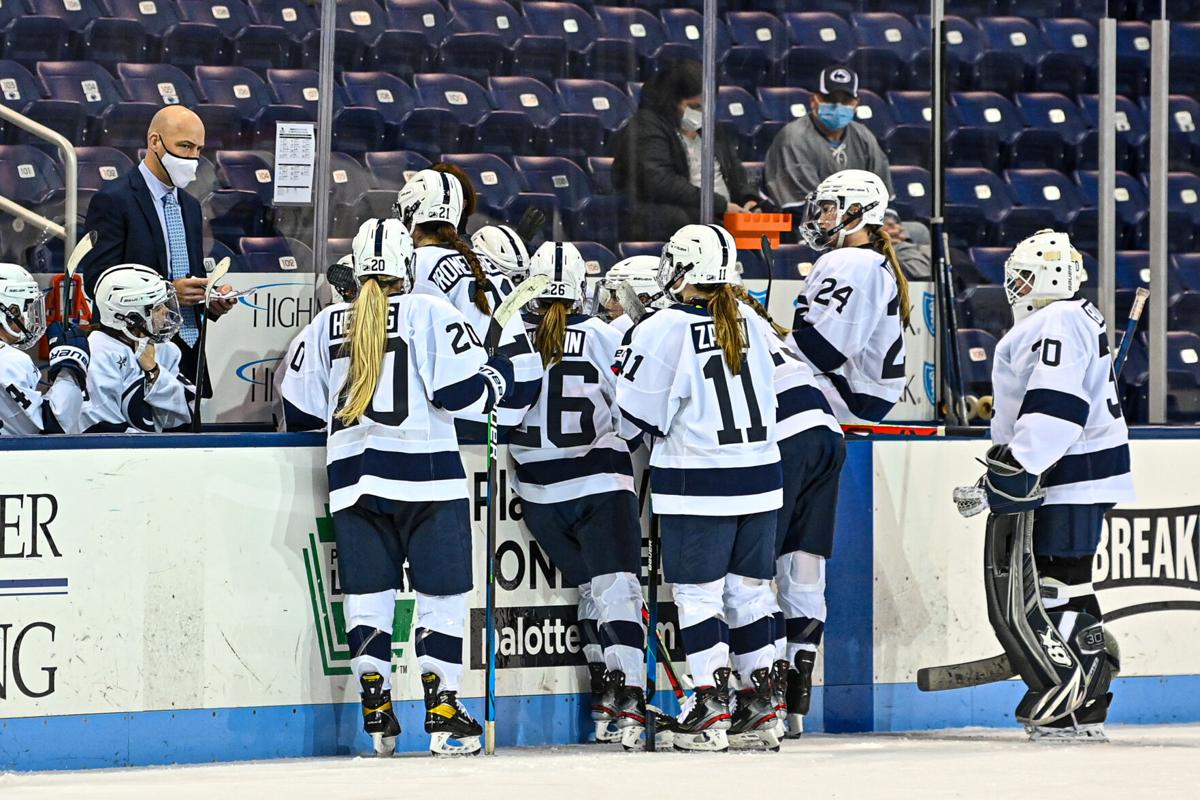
left=80, top=106, right=236, bottom=387
left=763, top=67, right=893, bottom=210
left=611, top=60, right=758, bottom=242
left=883, top=208, right=931, bottom=280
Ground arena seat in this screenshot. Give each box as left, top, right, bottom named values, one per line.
left=1161, top=95, right=1200, bottom=172
left=593, top=6, right=666, bottom=61
left=955, top=285, right=1010, bottom=338
left=1169, top=22, right=1200, bottom=97
left=586, top=156, right=613, bottom=194
left=1174, top=253, right=1200, bottom=292
left=0, top=143, right=65, bottom=206
left=158, top=21, right=225, bottom=72
left=515, top=154, right=617, bottom=246
left=725, top=11, right=789, bottom=65
left=23, top=0, right=148, bottom=69
left=491, top=76, right=605, bottom=162
left=575, top=241, right=616, bottom=278
left=850, top=12, right=921, bottom=92
left=195, top=65, right=276, bottom=122
left=975, top=17, right=1046, bottom=95
left=37, top=61, right=125, bottom=122
left=554, top=79, right=634, bottom=134
left=247, top=0, right=318, bottom=42
left=238, top=235, right=313, bottom=272
left=216, top=149, right=276, bottom=205
left=364, top=150, right=431, bottom=189
left=966, top=247, right=1009, bottom=286
left=914, top=14, right=984, bottom=88
left=413, top=73, right=492, bottom=128
left=1003, top=169, right=1085, bottom=238
left=944, top=167, right=1016, bottom=246
left=384, top=0, right=452, bottom=48
left=1037, top=18, right=1098, bottom=97
left=956, top=328, right=999, bottom=397
left=756, top=87, right=809, bottom=123
left=246, top=104, right=309, bottom=151
left=1013, top=92, right=1090, bottom=170
left=1165, top=332, right=1200, bottom=421
left=773, top=243, right=822, bottom=279
left=853, top=89, right=896, bottom=142
left=267, top=68, right=347, bottom=116
left=716, top=85, right=764, bottom=147
left=1115, top=21, right=1151, bottom=98
left=1165, top=171, right=1200, bottom=251
left=884, top=91, right=932, bottom=169
left=0, top=60, right=47, bottom=113
left=1, top=16, right=72, bottom=68
left=1074, top=170, right=1149, bottom=249
left=488, top=76, right=560, bottom=130
left=948, top=91, right=1024, bottom=171
left=523, top=1, right=633, bottom=84
left=1077, top=93, right=1146, bottom=173
left=780, top=12, right=855, bottom=79
left=618, top=241, right=664, bottom=259
left=117, top=63, right=202, bottom=108
left=204, top=192, right=269, bottom=246
left=101, top=0, right=187, bottom=55
left=95, top=101, right=161, bottom=153
left=341, top=71, right=417, bottom=143
left=442, top=152, right=555, bottom=227
left=1115, top=250, right=1150, bottom=289
left=890, top=165, right=932, bottom=222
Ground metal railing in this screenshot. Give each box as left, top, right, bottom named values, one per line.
left=0, top=104, right=77, bottom=256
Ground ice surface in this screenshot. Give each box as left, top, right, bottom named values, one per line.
left=3, top=725, right=1198, bottom=800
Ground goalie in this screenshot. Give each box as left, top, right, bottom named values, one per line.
left=953, top=230, right=1134, bottom=741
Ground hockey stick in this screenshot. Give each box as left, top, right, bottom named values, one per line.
left=1113, top=286, right=1150, bottom=378
left=482, top=273, right=550, bottom=755
left=645, top=512, right=659, bottom=752
left=62, top=230, right=97, bottom=327
left=190, top=256, right=230, bottom=432
left=842, top=423, right=988, bottom=438
left=759, top=235, right=775, bottom=311
left=935, top=232, right=969, bottom=425
left=639, top=604, right=685, bottom=700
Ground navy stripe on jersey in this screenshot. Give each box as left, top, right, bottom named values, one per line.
left=513, top=448, right=634, bottom=486
left=501, top=378, right=541, bottom=409
left=777, top=384, right=835, bottom=423
left=1043, top=444, right=1131, bottom=488
left=621, top=408, right=666, bottom=439
left=791, top=319, right=848, bottom=372
left=432, top=373, right=490, bottom=412
left=329, top=448, right=465, bottom=492
left=1018, top=388, right=1090, bottom=427
left=652, top=461, right=782, bottom=497
left=498, top=335, right=534, bottom=358
left=822, top=371, right=895, bottom=422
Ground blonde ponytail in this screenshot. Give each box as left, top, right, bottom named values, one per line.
left=733, top=285, right=790, bottom=337
left=703, top=284, right=748, bottom=376
left=869, top=225, right=912, bottom=327
left=335, top=277, right=390, bottom=426
left=534, top=300, right=569, bottom=368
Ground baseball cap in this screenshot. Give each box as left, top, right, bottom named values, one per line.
left=818, top=66, right=859, bottom=99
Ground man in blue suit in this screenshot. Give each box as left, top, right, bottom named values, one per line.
left=80, top=105, right=236, bottom=387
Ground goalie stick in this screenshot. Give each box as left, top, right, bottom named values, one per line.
left=62, top=230, right=97, bottom=327
left=483, top=273, right=550, bottom=755
left=759, top=234, right=775, bottom=311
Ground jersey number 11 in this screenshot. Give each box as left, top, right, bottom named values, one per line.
left=702, top=354, right=767, bottom=445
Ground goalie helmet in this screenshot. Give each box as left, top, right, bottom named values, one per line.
left=93, top=264, right=182, bottom=343
left=657, top=224, right=738, bottom=301
left=595, top=255, right=668, bottom=318
left=528, top=241, right=587, bottom=312
left=393, top=169, right=464, bottom=231
left=352, top=218, right=416, bottom=292
left=799, top=168, right=889, bottom=251
left=1005, top=229, right=1087, bottom=323
left=472, top=225, right=530, bottom=282
left=0, top=262, right=46, bottom=350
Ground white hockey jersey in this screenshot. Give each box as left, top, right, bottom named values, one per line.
left=609, top=313, right=634, bottom=339
left=0, top=342, right=83, bottom=435
left=279, top=292, right=497, bottom=513
left=80, top=331, right=193, bottom=433
left=616, top=301, right=782, bottom=516
left=775, top=335, right=841, bottom=441
left=790, top=246, right=905, bottom=423
left=509, top=313, right=635, bottom=505
left=410, top=244, right=541, bottom=430
left=991, top=298, right=1135, bottom=506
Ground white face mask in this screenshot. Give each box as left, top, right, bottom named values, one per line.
left=155, top=141, right=199, bottom=190
left=680, top=106, right=703, bottom=133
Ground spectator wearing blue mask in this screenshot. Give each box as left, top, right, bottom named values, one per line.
left=763, top=67, right=893, bottom=210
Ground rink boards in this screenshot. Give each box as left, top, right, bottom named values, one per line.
left=1, top=431, right=1198, bottom=770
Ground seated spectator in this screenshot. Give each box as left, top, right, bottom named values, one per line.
left=764, top=67, right=893, bottom=210
left=612, top=60, right=758, bottom=242
left=883, top=208, right=931, bottom=280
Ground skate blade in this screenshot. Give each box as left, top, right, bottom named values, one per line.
left=594, top=719, right=621, bottom=743
left=728, top=726, right=782, bottom=752
left=618, top=724, right=675, bottom=751
left=785, top=713, right=804, bottom=739
left=673, top=728, right=729, bottom=752
left=372, top=733, right=397, bottom=757
left=1027, top=724, right=1108, bottom=743
left=429, top=732, right=482, bottom=756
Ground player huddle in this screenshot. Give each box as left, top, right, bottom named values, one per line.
left=0, top=165, right=1132, bottom=753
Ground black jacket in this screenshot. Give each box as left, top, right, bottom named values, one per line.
left=612, top=108, right=755, bottom=222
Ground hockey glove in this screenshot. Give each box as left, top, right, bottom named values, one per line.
left=515, top=207, right=546, bottom=246
left=47, top=321, right=90, bottom=385
left=983, top=444, right=1045, bottom=515
left=479, top=353, right=515, bottom=409
left=952, top=476, right=989, bottom=518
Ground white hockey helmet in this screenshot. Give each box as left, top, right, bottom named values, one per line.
left=596, top=255, right=668, bottom=318
left=393, top=168, right=464, bottom=231
left=658, top=224, right=738, bottom=301
left=93, top=264, right=182, bottom=343
left=1005, top=229, right=1087, bottom=323
left=528, top=241, right=587, bottom=312
left=0, top=262, right=46, bottom=350
left=352, top=218, right=416, bottom=292
left=472, top=225, right=530, bottom=282
left=800, top=168, right=889, bottom=251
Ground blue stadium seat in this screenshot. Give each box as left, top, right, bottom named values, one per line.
left=587, top=156, right=614, bottom=194
left=948, top=91, right=1024, bottom=171
left=364, top=150, right=431, bottom=189
left=850, top=12, right=921, bottom=92
left=385, top=0, right=452, bottom=48
left=95, top=101, right=161, bottom=153
left=966, top=247, right=1009, bottom=285
left=247, top=0, right=318, bottom=43
left=1077, top=93, right=1146, bottom=174
left=1170, top=22, right=1200, bottom=97
left=1038, top=18, right=1098, bottom=97
left=238, top=236, right=313, bottom=272
left=1165, top=171, right=1200, bottom=252
left=1169, top=291, right=1200, bottom=333
left=195, top=103, right=245, bottom=151
left=515, top=154, right=618, bottom=247
left=757, top=87, right=810, bottom=123
left=956, top=328, right=998, bottom=396
left=216, top=149, right=276, bottom=204
left=159, top=20, right=225, bottom=71
left=1162, top=95, right=1200, bottom=172
left=945, top=167, right=1016, bottom=247
left=36, top=61, right=125, bottom=122
left=955, top=286, right=1010, bottom=338
left=24, top=0, right=148, bottom=69
left=524, top=1, right=632, bottom=83
left=488, top=76, right=561, bottom=129
left=914, top=15, right=984, bottom=89
left=853, top=89, right=896, bottom=142
left=0, top=59, right=45, bottom=114
left=203, top=189, right=266, bottom=246
left=780, top=12, right=854, bottom=80
left=726, top=11, right=789, bottom=64
left=245, top=103, right=308, bottom=150
left=195, top=65, right=276, bottom=122
left=325, top=150, right=372, bottom=208
left=0, top=61, right=84, bottom=149
left=101, top=0, right=186, bottom=55
left=176, top=0, right=254, bottom=41
left=660, top=9, right=728, bottom=53
left=890, top=165, right=932, bottom=222
left=884, top=91, right=931, bottom=169
left=555, top=79, right=634, bottom=133
left=438, top=35, right=508, bottom=88
left=618, top=241, right=664, bottom=259
left=178, top=0, right=294, bottom=72
left=1013, top=92, right=1089, bottom=171
left=716, top=85, right=763, bottom=140
left=575, top=241, right=616, bottom=278
left=1174, top=253, right=1200, bottom=292
left=1074, top=170, right=1149, bottom=249
left=593, top=6, right=666, bottom=61
left=449, top=0, right=526, bottom=46
left=1, top=16, right=72, bottom=68
left=0, top=144, right=65, bottom=206
left=118, top=63, right=202, bottom=108
left=442, top=152, right=555, bottom=227
left=1003, top=169, right=1085, bottom=240
left=1114, top=250, right=1150, bottom=289
left=342, top=71, right=416, bottom=146
left=1115, top=22, right=1151, bottom=98
left=492, top=76, right=604, bottom=162
left=773, top=244, right=822, bottom=279
left=975, top=17, right=1045, bottom=95
left=415, top=73, right=534, bottom=158
left=267, top=68, right=346, bottom=117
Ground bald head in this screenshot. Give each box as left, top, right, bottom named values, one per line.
left=145, top=106, right=205, bottom=186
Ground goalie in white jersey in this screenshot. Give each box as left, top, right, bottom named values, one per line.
left=395, top=167, right=541, bottom=440
left=616, top=224, right=783, bottom=752
left=594, top=255, right=668, bottom=336
left=81, top=264, right=194, bottom=433
left=507, top=242, right=649, bottom=746
left=954, top=230, right=1133, bottom=741
left=280, top=219, right=517, bottom=757
left=793, top=169, right=910, bottom=423
left=0, top=263, right=86, bottom=435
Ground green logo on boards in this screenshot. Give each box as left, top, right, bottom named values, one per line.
left=302, top=507, right=415, bottom=676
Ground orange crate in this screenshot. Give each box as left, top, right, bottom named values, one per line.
left=722, top=212, right=793, bottom=250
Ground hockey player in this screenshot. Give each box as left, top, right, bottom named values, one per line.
left=616, top=224, right=783, bottom=752
left=953, top=230, right=1133, bottom=741
left=280, top=218, right=517, bottom=756
left=506, top=241, right=651, bottom=746
left=472, top=224, right=530, bottom=285
left=0, top=263, right=87, bottom=435
left=793, top=168, right=910, bottom=423
left=81, top=264, right=194, bottom=433
left=595, top=255, right=669, bottom=335
left=394, top=169, right=541, bottom=437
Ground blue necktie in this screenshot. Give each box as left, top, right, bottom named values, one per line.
left=162, top=192, right=200, bottom=347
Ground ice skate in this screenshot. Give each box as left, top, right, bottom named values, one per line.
left=589, top=662, right=620, bottom=743
left=728, top=668, right=782, bottom=751
left=673, top=668, right=732, bottom=752
left=608, top=671, right=676, bottom=750
left=785, top=651, right=816, bottom=739
left=1027, top=694, right=1111, bottom=743
left=359, top=671, right=401, bottom=757
left=422, top=672, right=482, bottom=756
left=770, top=659, right=790, bottom=723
